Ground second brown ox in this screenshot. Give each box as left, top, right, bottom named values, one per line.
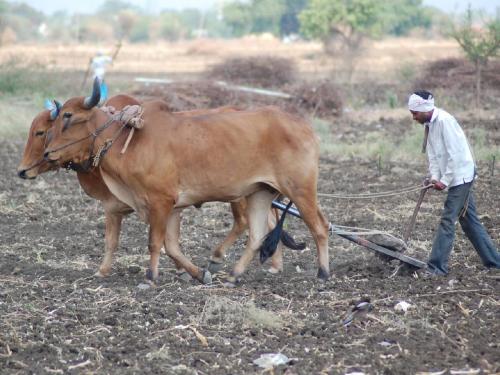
left=18, top=94, right=293, bottom=280
left=44, top=79, right=330, bottom=283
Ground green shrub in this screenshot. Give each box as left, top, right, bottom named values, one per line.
left=387, top=92, right=398, bottom=109
left=467, top=127, right=500, bottom=161
left=0, top=58, right=52, bottom=96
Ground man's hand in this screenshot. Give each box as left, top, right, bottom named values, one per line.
left=431, top=180, right=447, bottom=191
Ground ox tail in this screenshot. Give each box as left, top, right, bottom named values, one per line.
left=280, top=230, right=306, bottom=250
left=259, top=201, right=294, bottom=264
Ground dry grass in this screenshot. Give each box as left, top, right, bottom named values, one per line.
left=198, top=296, right=286, bottom=330
left=0, top=97, right=40, bottom=139
left=0, top=37, right=461, bottom=82
left=206, top=56, right=297, bottom=88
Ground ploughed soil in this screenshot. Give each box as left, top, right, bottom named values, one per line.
left=0, top=135, right=499, bottom=374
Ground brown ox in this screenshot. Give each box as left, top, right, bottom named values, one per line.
left=17, top=94, right=292, bottom=279
left=44, top=79, right=329, bottom=283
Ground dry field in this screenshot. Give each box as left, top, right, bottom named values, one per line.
left=0, top=37, right=461, bottom=81
left=1, top=144, right=498, bottom=374
left=1, top=38, right=499, bottom=374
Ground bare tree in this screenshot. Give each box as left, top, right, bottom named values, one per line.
left=451, top=7, right=500, bottom=108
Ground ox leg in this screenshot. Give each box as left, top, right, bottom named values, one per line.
left=162, top=213, right=186, bottom=276
left=145, top=207, right=171, bottom=283
left=291, top=197, right=330, bottom=280
left=164, top=211, right=212, bottom=284
left=165, top=242, right=192, bottom=282
left=229, top=190, right=276, bottom=283
left=269, top=243, right=284, bottom=274
left=209, top=200, right=248, bottom=273
left=96, top=208, right=125, bottom=277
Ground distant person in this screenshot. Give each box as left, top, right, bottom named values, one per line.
left=91, top=50, right=113, bottom=103
left=408, top=90, right=500, bottom=276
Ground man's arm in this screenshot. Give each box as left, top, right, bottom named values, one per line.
left=439, top=117, right=464, bottom=187
left=426, top=135, right=440, bottom=182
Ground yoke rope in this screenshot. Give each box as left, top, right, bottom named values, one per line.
left=321, top=185, right=434, bottom=243
left=318, top=184, right=433, bottom=199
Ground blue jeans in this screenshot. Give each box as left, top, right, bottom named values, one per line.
left=428, top=182, right=500, bottom=275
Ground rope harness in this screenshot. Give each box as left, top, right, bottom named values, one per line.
left=318, top=184, right=432, bottom=199
left=21, top=129, right=54, bottom=173
left=45, top=105, right=144, bottom=171
left=320, top=185, right=433, bottom=245
left=22, top=156, right=47, bottom=173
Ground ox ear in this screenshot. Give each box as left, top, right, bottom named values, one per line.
left=83, top=77, right=101, bottom=109
left=49, top=100, right=61, bottom=121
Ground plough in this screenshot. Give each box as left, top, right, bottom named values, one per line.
left=271, top=200, right=427, bottom=269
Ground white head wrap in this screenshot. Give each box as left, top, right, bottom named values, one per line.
left=408, top=93, right=435, bottom=112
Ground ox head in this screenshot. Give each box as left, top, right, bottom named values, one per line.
left=17, top=100, right=62, bottom=179
left=44, top=78, right=102, bottom=166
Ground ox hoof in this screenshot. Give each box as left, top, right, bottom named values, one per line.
left=207, top=260, right=224, bottom=274
left=268, top=266, right=282, bottom=274
left=95, top=270, right=108, bottom=278
left=317, top=267, right=330, bottom=281
left=225, top=273, right=241, bottom=287
left=176, top=271, right=193, bottom=282
left=200, top=269, right=212, bottom=285
left=145, top=268, right=158, bottom=283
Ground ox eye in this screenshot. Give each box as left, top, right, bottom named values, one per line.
left=35, top=130, right=45, bottom=136
left=63, top=112, right=72, bottom=118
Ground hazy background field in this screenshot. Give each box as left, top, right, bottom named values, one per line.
left=1, top=0, right=499, bottom=164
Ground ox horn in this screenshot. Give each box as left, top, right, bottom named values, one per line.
left=49, top=100, right=61, bottom=120
left=83, top=77, right=101, bottom=109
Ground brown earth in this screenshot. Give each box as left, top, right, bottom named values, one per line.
left=1, top=37, right=499, bottom=374
left=1, top=129, right=498, bottom=374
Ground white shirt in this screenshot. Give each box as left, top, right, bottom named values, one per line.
left=426, top=107, right=475, bottom=188
left=91, top=55, right=112, bottom=80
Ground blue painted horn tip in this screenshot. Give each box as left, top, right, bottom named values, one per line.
left=44, top=98, right=54, bottom=110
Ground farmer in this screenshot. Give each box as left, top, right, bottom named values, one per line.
left=91, top=50, right=113, bottom=103
left=408, top=90, right=500, bottom=275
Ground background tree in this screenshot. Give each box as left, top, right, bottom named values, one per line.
left=0, top=0, right=11, bottom=45
left=222, top=1, right=253, bottom=37
left=223, top=0, right=291, bottom=37
left=79, top=17, right=115, bottom=42
left=156, top=11, right=188, bottom=41
left=299, top=0, right=384, bottom=54
left=0, top=2, right=44, bottom=43
left=299, top=0, right=385, bottom=82
left=280, top=0, right=308, bottom=36
left=382, top=0, right=432, bottom=36
left=117, top=9, right=137, bottom=40
left=251, top=0, right=286, bottom=35
left=451, top=7, right=500, bottom=108
left=97, top=0, right=138, bottom=15
left=128, top=15, right=152, bottom=42
left=299, top=0, right=432, bottom=82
